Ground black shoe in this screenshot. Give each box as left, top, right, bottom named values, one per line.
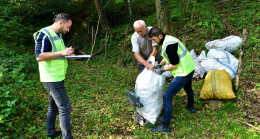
left=186, top=105, right=197, bottom=113
left=47, top=131, right=62, bottom=139
left=151, top=124, right=171, bottom=132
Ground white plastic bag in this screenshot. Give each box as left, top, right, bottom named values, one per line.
left=200, top=49, right=238, bottom=79
left=162, top=65, right=173, bottom=79
left=135, top=56, right=165, bottom=124
left=197, top=50, right=206, bottom=62
left=205, top=35, right=242, bottom=52
left=190, top=49, right=205, bottom=78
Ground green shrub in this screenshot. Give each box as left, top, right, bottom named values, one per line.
left=0, top=46, right=38, bottom=137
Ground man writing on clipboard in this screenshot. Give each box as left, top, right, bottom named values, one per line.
left=34, top=13, right=74, bottom=139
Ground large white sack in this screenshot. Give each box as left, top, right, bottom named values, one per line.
left=190, top=49, right=205, bottom=78
left=201, top=49, right=238, bottom=79
left=205, top=35, right=242, bottom=52
left=135, top=56, right=165, bottom=124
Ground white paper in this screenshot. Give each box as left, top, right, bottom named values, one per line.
left=64, top=55, right=92, bottom=59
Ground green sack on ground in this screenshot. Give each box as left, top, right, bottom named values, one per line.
left=200, top=69, right=236, bottom=99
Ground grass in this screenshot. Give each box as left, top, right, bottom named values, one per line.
left=14, top=56, right=259, bottom=138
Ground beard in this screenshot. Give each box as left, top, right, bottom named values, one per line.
left=58, top=25, right=67, bottom=34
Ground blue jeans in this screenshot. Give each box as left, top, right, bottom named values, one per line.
left=162, top=70, right=195, bottom=125
left=139, top=64, right=145, bottom=72
left=43, top=81, right=73, bottom=139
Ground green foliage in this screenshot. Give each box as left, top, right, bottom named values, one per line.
left=0, top=16, right=27, bottom=52
left=228, top=1, right=259, bottom=48
left=0, top=0, right=86, bottom=53
left=0, top=46, right=38, bottom=137
left=0, top=0, right=33, bottom=53
left=101, top=0, right=155, bottom=25
left=226, top=1, right=260, bottom=88
left=170, top=0, right=226, bottom=40
left=0, top=47, right=37, bottom=83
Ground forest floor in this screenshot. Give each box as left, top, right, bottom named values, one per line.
left=238, top=57, right=260, bottom=127
left=24, top=57, right=258, bottom=138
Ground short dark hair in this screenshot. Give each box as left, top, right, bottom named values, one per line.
left=148, top=27, right=165, bottom=38
left=54, top=13, right=71, bottom=23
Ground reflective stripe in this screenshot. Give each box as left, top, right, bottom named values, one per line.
left=52, top=36, right=60, bottom=41
left=178, top=43, right=187, bottom=58
left=162, top=41, right=187, bottom=60
left=41, top=35, right=47, bottom=53
left=41, top=28, right=58, bottom=52
left=162, top=41, right=178, bottom=53
left=162, top=53, right=169, bottom=62
left=40, top=28, right=65, bottom=60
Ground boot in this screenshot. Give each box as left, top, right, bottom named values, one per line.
left=47, top=131, right=62, bottom=139
left=151, top=123, right=171, bottom=132
left=186, top=105, right=196, bottom=113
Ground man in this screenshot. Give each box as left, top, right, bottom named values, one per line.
left=131, top=20, right=162, bottom=72
left=148, top=27, right=196, bottom=132
left=34, top=13, right=74, bottom=139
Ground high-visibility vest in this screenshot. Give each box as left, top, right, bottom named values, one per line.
left=161, top=35, right=195, bottom=77
left=33, top=27, right=68, bottom=82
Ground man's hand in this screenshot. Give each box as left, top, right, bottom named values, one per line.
left=154, top=65, right=163, bottom=75
left=61, top=46, right=74, bottom=56
left=36, top=46, right=74, bottom=62
left=146, top=63, right=156, bottom=71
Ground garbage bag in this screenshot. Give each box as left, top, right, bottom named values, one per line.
left=205, top=35, right=242, bottom=52
left=190, top=49, right=205, bottom=78
left=197, top=50, right=206, bottom=62
left=200, top=69, right=236, bottom=99
left=135, top=56, right=165, bottom=124
left=200, top=49, right=238, bottom=79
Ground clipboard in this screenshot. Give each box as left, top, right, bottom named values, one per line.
left=64, top=55, right=92, bottom=59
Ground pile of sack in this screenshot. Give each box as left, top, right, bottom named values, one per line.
left=191, top=35, right=242, bottom=79
left=190, top=35, right=242, bottom=99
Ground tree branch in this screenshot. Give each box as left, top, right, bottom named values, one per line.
left=235, top=28, right=249, bottom=92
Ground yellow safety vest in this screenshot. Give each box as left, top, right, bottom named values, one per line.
left=161, top=35, right=195, bottom=77
left=33, top=27, right=68, bottom=82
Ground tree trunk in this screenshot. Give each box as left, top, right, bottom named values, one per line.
left=94, top=0, right=109, bottom=31
left=191, top=0, right=197, bottom=20
left=155, top=0, right=173, bottom=34
left=185, top=0, right=190, bottom=17
left=124, top=0, right=128, bottom=13
left=127, top=0, right=134, bottom=32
